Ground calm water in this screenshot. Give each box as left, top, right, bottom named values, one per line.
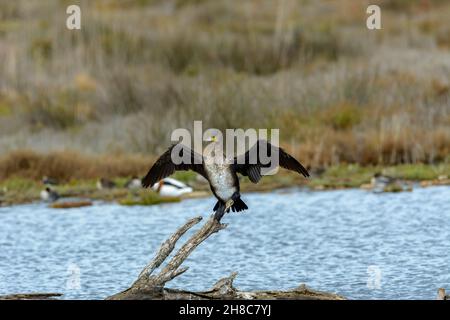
left=0, top=186, right=449, bottom=300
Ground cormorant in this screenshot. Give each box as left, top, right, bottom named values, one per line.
left=142, top=137, right=309, bottom=221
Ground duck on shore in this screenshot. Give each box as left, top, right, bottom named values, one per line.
left=362, top=172, right=411, bottom=193
left=97, top=178, right=116, bottom=190
left=371, top=172, right=395, bottom=190
left=42, top=176, right=59, bottom=186
left=40, top=187, right=60, bottom=202
left=124, top=176, right=142, bottom=189
left=151, top=178, right=193, bottom=197
left=306, top=165, right=326, bottom=178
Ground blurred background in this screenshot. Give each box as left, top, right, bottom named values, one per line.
left=0, top=0, right=449, bottom=180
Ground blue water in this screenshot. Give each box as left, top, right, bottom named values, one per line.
left=0, top=186, right=449, bottom=300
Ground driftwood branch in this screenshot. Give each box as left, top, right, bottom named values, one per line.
left=107, top=214, right=344, bottom=300
left=0, top=293, right=62, bottom=300
left=437, top=288, right=449, bottom=300
left=137, top=216, right=203, bottom=280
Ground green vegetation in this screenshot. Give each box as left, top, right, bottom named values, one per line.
left=382, top=164, right=449, bottom=181
left=1, top=177, right=39, bottom=191
left=310, top=165, right=375, bottom=189
left=172, top=171, right=198, bottom=184
left=119, top=192, right=181, bottom=206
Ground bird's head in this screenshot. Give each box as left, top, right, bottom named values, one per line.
left=205, top=132, right=220, bottom=143
left=207, top=135, right=218, bottom=142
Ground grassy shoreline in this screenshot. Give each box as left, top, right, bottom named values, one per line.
left=1, top=163, right=449, bottom=207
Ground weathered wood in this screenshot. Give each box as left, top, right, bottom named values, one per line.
left=50, top=201, right=93, bottom=209
left=137, top=216, right=203, bottom=280
left=437, top=288, right=448, bottom=300
left=0, top=293, right=63, bottom=300
left=107, top=215, right=345, bottom=300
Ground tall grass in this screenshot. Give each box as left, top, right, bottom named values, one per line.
left=0, top=150, right=152, bottom=181
left=0, top=0, right=449, bottom=167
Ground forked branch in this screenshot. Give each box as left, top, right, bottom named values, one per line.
left=107, top=214, right=344, bottom=300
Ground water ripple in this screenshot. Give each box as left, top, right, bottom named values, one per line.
left=0, top=186, right=449, bottom=299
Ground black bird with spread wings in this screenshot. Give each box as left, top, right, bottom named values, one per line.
left=142, top=138, right=309, bottom=221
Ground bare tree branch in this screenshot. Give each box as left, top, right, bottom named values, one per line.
left=138, top=216, right=202, bottom=279
left=107, top=214, right=345, bottom=300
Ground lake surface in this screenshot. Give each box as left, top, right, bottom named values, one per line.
left=0, top=186, right=449, bottom=300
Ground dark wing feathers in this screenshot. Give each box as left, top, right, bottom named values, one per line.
left=247, top=165, right=262, bottom=183
left=278, top=146, right=310, bottom=178
left=234, top=140, right=309, bottom=184
left=142, top=144, right=205, bottom=188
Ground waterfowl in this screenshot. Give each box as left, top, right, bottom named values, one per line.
left=370, top=172, right=396, bottom=192
left=152, top=177, right=193, bottom=197
left=97, top=178, right=116, bottom=190
left=42, top=176, right=59, bottom=186
left=40, top=187, right=60, bottom=202
left=306, top=165, right=326, bottom=177
left=124, top=176, right=142, bottom=189
left=142, top=138, right=309, bottom=221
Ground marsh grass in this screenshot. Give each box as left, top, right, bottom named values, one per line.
left=0, top=0, right=449, bottom=167
left=0, top=150, right=152, bottom=182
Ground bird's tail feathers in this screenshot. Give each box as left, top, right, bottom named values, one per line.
left=231, top=197, right=248, bottom=212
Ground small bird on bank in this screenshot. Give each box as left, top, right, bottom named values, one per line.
left=42, top=176, right=59, bottom=186
left=97, top=178, right=116, bottom=190
left=370, top=172, right=396, bottom=192
left=306, top=165, right=325, bottom=177
left=124, top=176, right=142, bottom=189
left=40, top=187, right=60, bottom=202
left=152, top=177, right=193, bottom=197
left=142, top=136, right=309, bottom=221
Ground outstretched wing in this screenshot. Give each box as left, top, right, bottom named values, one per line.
left=234, top=140, right=309, bottom=183
left=142, top=144, right=205, bottom=188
